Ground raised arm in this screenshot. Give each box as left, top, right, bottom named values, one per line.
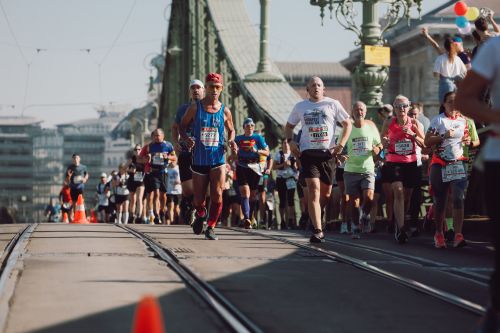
left=421, top=27, right=445, bottom=54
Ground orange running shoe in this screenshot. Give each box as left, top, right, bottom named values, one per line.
left=453, top=233, right=467, bottom=248
left=434, top=232, right=446, bottom=249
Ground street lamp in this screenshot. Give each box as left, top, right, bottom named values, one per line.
left=310, top=0, right=422, bottom=116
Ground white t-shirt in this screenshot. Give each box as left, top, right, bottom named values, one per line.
left=287, top=97, right=349, bottom=151
left=472, top=36, right=500, bottom=161
left=428, top=113, right=467, bottom=161
left=433, top=54, right=467, bottom=78
left=273, top=151, right=296, bottom=178
left=166, top=166, right=182, bottom=195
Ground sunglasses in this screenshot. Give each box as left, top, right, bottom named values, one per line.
left=394, top=104, right=410, bottom=109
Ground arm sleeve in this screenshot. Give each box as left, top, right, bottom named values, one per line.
left=287, top=104, right=301, bottom=126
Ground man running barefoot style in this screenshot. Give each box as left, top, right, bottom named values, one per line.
left=285, top=76, right=352, bottom=243
left=171, top=79, right=205, bottom=224
left=180, top=73, right=237, bottom=240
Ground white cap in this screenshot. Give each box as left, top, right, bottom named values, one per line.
left=189, top=79, right=204, bottom=89
left=100, top=172, right=107, bottom=178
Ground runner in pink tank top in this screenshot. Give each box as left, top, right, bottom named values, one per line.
left=381, top=95, right=425, bottom=244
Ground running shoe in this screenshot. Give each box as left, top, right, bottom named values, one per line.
left=434, top=232, right=446, bottom=249
left=340, top=222, right=348, bottom=234
left=359, top=213, right=371, bottom=234
left=191, top=209, right=206, bottom=235
left=453, top=233, right=467, bottom=248
left=243, top=218, right=252, bottom=229
left=309, top=232, right=325, bottom=243
left=352, top=227, right=361, bottom=239
left=395, top=227, right=408, bottom=244
left=205, top=227, right=218, bottom=240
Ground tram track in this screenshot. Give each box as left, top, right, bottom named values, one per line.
left=227, top=227, right=487, bottom=316
left=117, top=224, right=263, bottom=333
left=0, top=223, right=37, bottom=333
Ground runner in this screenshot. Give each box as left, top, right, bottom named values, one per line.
left=257, top=147, right=273, bottom=228
left=95, top=173, right=109, bottom=223
left=273, top=139, right=298, bottom=230
left=424, top=91, right=468, bottom=248
left=65, top=153, right=89, bottom=217
left=138, top=129, right=174, bottom=224
left=180, top=72, right=237, bottom=240
left=285, top=76, right=352, bottom=243
left=381, top=95, right=425, bottom=244
left=455, top=36, right=500, bottom=331
left=127, top=144, right=146, bottom=224
left=171, top=79, right=205, bottom=224
left=59, top=182, right=73, bottom=222
left=166, top=155, right=182, bottom=225
left=233, top=117, right=269, bottom=229
left=113, top=163, right=130, bottom=224
left=343, top=101, right=382, bottom=239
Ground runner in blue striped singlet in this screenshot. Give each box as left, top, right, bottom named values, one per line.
left=180, top=73, right=237, bottom=240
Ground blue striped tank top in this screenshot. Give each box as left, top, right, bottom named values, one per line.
left=192, top=101, right=225, bottom=166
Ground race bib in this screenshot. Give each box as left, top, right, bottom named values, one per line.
left=442, top=162, right=466, bottom=182
left=73, top=175, right=83, bottom=184
left=201, top=127, right=219, bottom=147
left=133, top=172, right=144, bottom=182
left=286, top=178, right=297, bottom=190
left=394, top=139, right=413, bottom=155
left=152, top=154, right=164, bottom=166
left=308, top=125, right=330, bottom=150
left=352, top=137, right=370, bottom=156
left=247, top=162, right=262, bottom=176
left=116, top=186, right=129, bottom=195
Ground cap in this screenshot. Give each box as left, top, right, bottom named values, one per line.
left=189, top=79, right=204, bottom=89
left=378, top=104, right=393, bottom=113
left=243, top=117, right=255, bottom=126
left=205, top=72, right=223, bottom=84
left=452, top=36, right=463, bottom=43
left=100, top=172, right=107, bottom=178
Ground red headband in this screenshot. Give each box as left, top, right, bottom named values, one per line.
left=205, top=72, right=223, bottom=84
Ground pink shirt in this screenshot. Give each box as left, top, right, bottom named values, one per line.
left=386, top=117, right=417, bottom=163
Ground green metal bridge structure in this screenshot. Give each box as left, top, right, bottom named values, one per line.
left=158, top=0, right=301, bottom=149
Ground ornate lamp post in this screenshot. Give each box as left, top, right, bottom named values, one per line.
left=310, top=0, right=422, bottom=114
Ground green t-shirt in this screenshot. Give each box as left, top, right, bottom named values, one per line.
left=463, top=118, right=478, bottom=159
left=344, top=122, right=381, bottom=174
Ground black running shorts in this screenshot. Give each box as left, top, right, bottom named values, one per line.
left=299, top=150, right=334, bottom=185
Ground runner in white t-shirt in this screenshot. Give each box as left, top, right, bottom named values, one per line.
left=455, top=36, right=500, bottom=332
left=285, top=76, right=352, bottom=243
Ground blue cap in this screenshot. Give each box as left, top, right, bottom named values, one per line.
left=243, top=118, right=255, bottom=126
left=453, top=36, right=463, bottom=43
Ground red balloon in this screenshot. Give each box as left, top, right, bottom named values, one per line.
left=454, top=1, right=468, bottom=16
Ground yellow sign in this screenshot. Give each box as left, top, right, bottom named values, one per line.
left=364, top=46, right=390, bottom=66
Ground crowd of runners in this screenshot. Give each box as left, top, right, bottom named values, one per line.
left=51, top=29, right=500, bottom=331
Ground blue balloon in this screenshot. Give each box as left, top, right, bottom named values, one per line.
left=456, top=16, right=468, bottom=28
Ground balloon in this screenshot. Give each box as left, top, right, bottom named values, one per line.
left=458, top=23, right=472, bottom=34
left=456, top=16, right=468, bottom=28
left=454, top=1, right=468, bottom=16
left=465, top=7, right=480, bottom=21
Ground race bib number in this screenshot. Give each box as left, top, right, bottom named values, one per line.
left=394, top=140, right=413, bottom=155
left=133, top=172, right=144, bottom=182
left=286, top=178, right=297, bottom=189
left=152, top=154, right=164, bottom=166
left=308, top=125, right=330, bottom=150
left=73, top=175, right=83, bottom=184
left=442, top=162, right=466, bottom=182
left=201, top=127, right=219, bottom=147
left=352, top=137, right=370, bottom=156
left=116, top=186, right=129, bottom=195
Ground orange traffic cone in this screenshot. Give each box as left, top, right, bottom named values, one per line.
left=90, top=208, right=97, bottom=223
left=72, top=194, right=89, bottom=224
left=132, top=295, right=165, bottom=333
left=62, top=212, right=69, bottom=223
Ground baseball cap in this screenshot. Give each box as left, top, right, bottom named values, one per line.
left=452, top=36, right=463, bottom=43
left=205, top=72, right=223, bottom=84
left=189, top=79, right=204, bottom=89
left=100, top=172, right=107, bottom=178
left=243, top=117, right=255, bottom=126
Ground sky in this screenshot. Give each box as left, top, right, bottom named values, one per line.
left=0, top=0, right=449, bottom=127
